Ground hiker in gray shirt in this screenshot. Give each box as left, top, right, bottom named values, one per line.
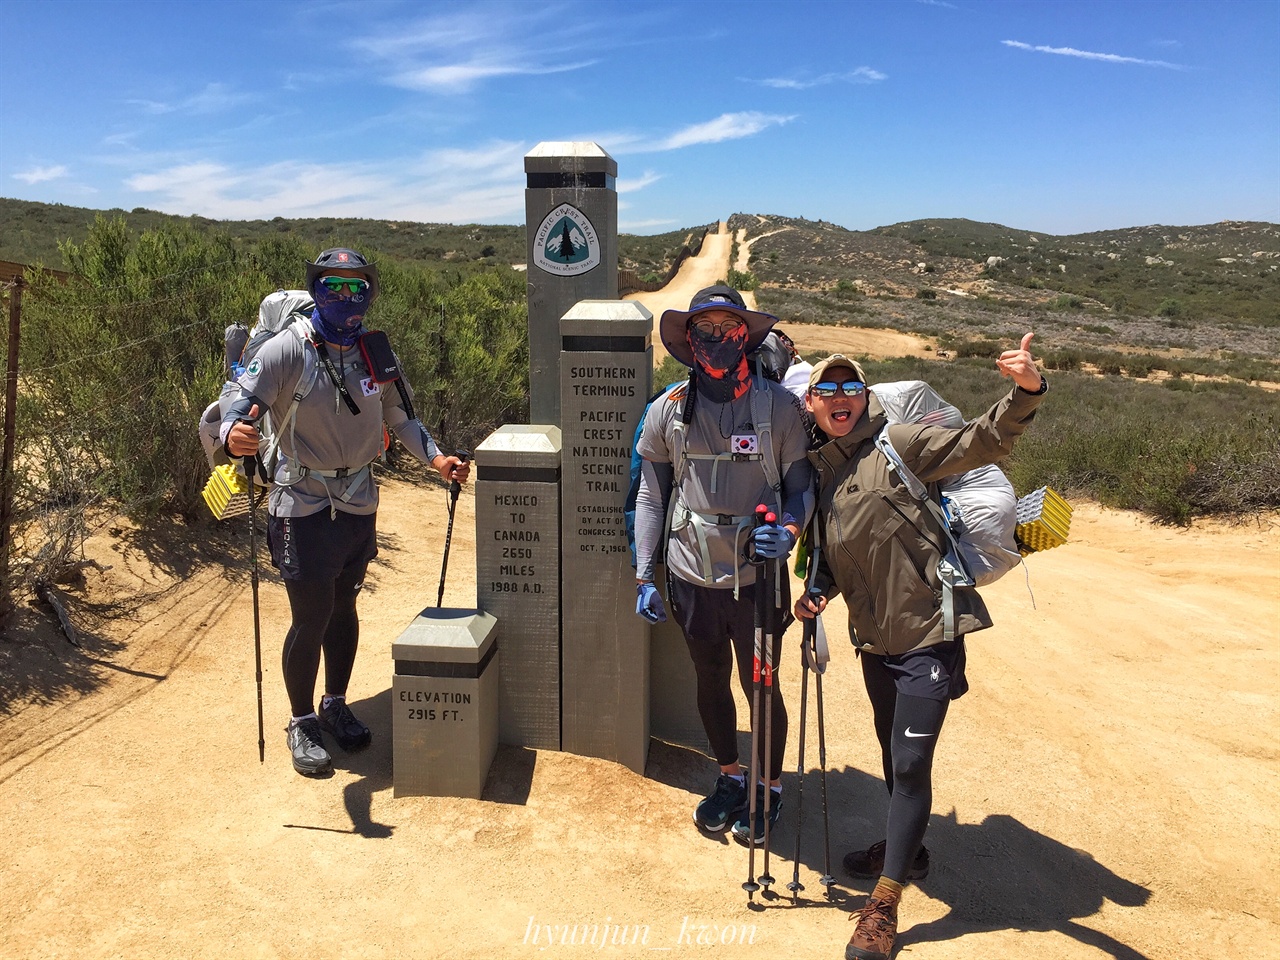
left=223, top=248, right=469, bottom=777
left=633, top=285, right=813, bottom=844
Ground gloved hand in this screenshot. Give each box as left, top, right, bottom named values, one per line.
left=752, top=523, right=796, bottom=560
left=636, top=582, right=667, bottom=623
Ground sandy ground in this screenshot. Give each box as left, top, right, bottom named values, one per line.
left=2, top=224, right=1278, bottom=958
left=2, top=473, right=1277, bottom=960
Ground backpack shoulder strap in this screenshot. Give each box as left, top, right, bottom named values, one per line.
left=751, top=374, right=782, bottom=512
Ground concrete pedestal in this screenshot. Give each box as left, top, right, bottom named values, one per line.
left=392, top=609, right=499, bottom=799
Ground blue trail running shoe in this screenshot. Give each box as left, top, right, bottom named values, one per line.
left=694, top=774, right=749, bottom=832
left=731, top=784, right=783, bottom=846
left=318, top=697, right=372, bottom=751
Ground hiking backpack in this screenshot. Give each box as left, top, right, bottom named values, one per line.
left=870, top=380, right=1023, bottom=641
left=198, top=289, right=320, bottom=473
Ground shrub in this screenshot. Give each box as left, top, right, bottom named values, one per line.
left=1158, top=298, right=1183, bottom=317
left=726, top=268, right=759, bottom=291
left=916, top=288, right=937, bottom=300
left=1049, top=293, right=1085, bottom=310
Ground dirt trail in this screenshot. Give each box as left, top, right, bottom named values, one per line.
left=631, top=222, right=932, bottom=364
left=1, top=468, right=1276, bottom=959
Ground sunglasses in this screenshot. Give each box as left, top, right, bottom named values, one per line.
left=810, top=380, right=866, bottom=398
left=319, top=276, right=370, bottom=294
left=690, top=317, right=744, bottom=341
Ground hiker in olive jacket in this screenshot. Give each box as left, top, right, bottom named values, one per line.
left=796, top=334, right=1045, bottom=960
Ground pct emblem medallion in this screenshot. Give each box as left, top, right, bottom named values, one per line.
left=532, top=203, right=600, bottom=277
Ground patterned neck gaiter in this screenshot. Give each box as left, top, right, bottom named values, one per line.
left=689, top=324, right=751, bottom=403
left=311, top=280, right=370, bottom=346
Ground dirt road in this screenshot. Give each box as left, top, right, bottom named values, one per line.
left=631, top=222, right=932, bottom=364
left=1, top=470, right=1275, bottom=959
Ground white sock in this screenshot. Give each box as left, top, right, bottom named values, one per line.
left=321, top=694, right=344, bottom=710
left=291, top=712, right=318, bottom=724
left=728, top=773, right=745, bottom=785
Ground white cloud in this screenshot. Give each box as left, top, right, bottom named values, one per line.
left=614, top=112, right=794, bottom=154
left=1002, top=40, right=1183, bottom=69
left=917, top=0, right=957, bottom=7
left=619, top=218, right=678, bottom=231
left=392, top=58, right=596, bottom=93
left=13, top=165, right=69, bottom=184
left=121, top=140, right=531, bottom=223
left=617, top=171, right=662, bottom=194
left=757, top=67, right=886, bottom=90
left=355, top=6, right=602, bottom=94
left=127, top=83, right=255, bottom=116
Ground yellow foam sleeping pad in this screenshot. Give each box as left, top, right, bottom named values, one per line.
left=202, top=463, right=268, bottom=521
left=1015, top=486, right=1072, bottom=556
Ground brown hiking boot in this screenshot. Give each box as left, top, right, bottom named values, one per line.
left=845, top=894, right=899, bottom=960
left=843, top=839, right=930, bottom=881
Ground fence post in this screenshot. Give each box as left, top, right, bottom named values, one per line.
left=0, top=277, right=24, bottom=621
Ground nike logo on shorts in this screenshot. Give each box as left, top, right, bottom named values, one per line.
left=904, top=728, right=935, bottom=738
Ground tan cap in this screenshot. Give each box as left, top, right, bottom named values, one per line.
left=808, top=354, right=868, bottom=391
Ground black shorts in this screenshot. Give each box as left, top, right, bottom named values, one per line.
left=865, top=639, right=968, bottom=702
left=267, top=510, right=378, bottom=582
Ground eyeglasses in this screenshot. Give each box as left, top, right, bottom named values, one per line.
left=690, top=317, right=744, bottom=341
left=319, top=276, right=370, bottom=295
left=810, top=380, right=866, bottom=398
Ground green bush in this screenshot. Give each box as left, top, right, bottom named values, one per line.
left=1158, top=298, right=1183, bottom=317
left=726, top=268, right=759, bottom=291
left=916, top=288, right=937, bottom=300
left=1049, top=293, right=1085, bottom=310
left=15, top=216, right=530, bottom=549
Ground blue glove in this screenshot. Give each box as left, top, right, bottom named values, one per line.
left=636, top=582, right=667, bottom=623
left=752, top=523, right=796, bottom=560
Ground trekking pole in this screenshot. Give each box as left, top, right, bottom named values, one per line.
left=787, top=604, right=813, bottom=902
left=742, top=503, right=769, bottom=902
left=814, top=631, right=835, bottom=897
left=435, top=449, right=470, bottom=608
left=245, top=455, right=265, bottom=764
left=758, top=513, right=779, bottom=893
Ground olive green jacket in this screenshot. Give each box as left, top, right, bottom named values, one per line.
left=809, top=384, right=1045, bottom=656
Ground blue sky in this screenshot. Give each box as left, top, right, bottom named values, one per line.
left=3, top=0, right=1278, bottom=235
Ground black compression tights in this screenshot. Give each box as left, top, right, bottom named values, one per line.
left=862, top=654, right=950, bottom=883
left=280, top=564, right=367, bottom=718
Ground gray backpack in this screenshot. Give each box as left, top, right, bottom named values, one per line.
left=198, top=290, right=319, bottom=472
left=870, top=380, right=1022, bottom=641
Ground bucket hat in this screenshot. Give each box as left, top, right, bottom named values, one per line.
left=659, top=285, right=777, bottom=368
left=305, top=248, right=380, bottom=301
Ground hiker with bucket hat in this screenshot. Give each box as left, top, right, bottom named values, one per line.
left=795, top=337, right=1045, bottom=960
left=633, top=285, right=813, bottom=844
left=222, top=247, right=469, bottom=777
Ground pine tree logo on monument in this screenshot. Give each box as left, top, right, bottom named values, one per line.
left=532, top=203, right=600, bottom=276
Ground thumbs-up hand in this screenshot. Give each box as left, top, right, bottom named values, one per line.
left=227, top=403, right=262, bottom=458
left=996, top=332, right=1043, bottom=392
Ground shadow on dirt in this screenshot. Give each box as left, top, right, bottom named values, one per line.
left=774, top=762, right=1151, bottom=958
left=640, top=734, right=1151, bottom=957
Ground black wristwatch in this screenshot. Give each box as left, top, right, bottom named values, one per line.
left=1019, top=374, right=1048, bottom=396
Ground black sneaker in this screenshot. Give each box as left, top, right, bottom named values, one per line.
left=318, top=697, right=372, bottom=751
left=286, top=717, right=332, bottom=776
left=842, top=839, right=930, bottom=881
left=730, top=784, right=783, bottom=846
left=693, top=774, right=749, bottom=832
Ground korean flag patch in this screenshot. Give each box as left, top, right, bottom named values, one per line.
left=360, top=377, right=379, bottom=397
left=731, top=434, right=759, bottom=455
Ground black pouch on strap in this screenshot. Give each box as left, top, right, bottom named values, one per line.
left=358, top=330, right=416, bottom=421
left=358, top=330, right=401, bottom=384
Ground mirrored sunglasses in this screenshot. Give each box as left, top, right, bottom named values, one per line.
left=690, top=317, right=744, bottom=341
left=810, top=380, right=866, bottom=398
left=319, top=276, right=370, bottom=294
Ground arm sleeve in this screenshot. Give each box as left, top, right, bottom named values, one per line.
left=635, top=459, right=673, bottom=583
left=890, top=385, right=1045, bottom=485
left=218, top=392, right=266, bottom=446
left=778, top=459, right=814, bottom=533
left=382, top=375, right=442, bottom=464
